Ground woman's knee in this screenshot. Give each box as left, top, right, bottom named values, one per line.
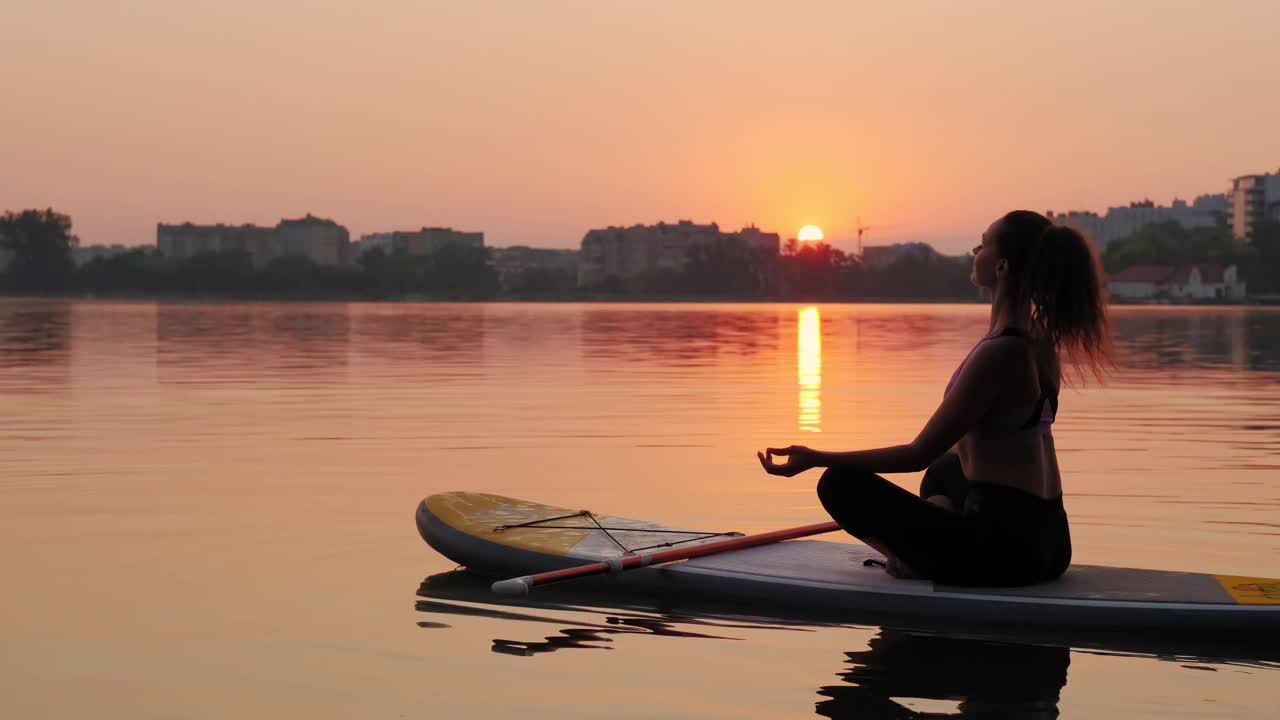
left=817, top=466, right=885, bottom=510
left=816, top=467, right=843, bottom=506
left=816, top=467, right=872, bottom=509
left=816, top=467, right=873, bottom=534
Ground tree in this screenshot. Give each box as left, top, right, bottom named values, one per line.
left=862, top=253, right=974, bottom=300
left=0, top=209, right=78, bottom=292
left=503, top=266, right=578, bottom=299
left=427, top=244, right=499, bottom=299
left=780, top=241, right=852, bottom=300
left=681, top=236, right=773, bottom=297
left=175, top=250, right=256, bottom=295
left=78, top=248, right=176, bottom=294
left=1247, top=220, right=1280, bottom=294
left=1103, top=221, right=1238, bottom=274
left=259, top=255, right=324, bottom=296
left=359, top=247, right=428, bottom=298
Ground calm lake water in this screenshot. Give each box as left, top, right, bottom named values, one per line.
left=2, top=299, right=1278, bottom=718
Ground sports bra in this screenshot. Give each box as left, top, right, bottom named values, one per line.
left=944, top=327, right=1057, bottom=434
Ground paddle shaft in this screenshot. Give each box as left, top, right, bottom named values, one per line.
left=491, top=520, right=842, bottom=595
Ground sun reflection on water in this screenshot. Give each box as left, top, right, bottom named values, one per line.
left=797, top=306, right=822, bottom=432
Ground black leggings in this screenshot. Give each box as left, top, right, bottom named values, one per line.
left=816, top=453, right=1071, bottom=587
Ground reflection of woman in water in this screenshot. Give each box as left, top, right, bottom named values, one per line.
left=815, top=629, right=1070, bottom=719
left=759, top=211, right=1112, bottom=585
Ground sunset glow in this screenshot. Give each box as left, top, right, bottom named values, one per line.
left=797, top=225, right=825, bottom=242
left=2, top=4, right=1277, bottom=254
left=3, top=2, right=1280, bottom=717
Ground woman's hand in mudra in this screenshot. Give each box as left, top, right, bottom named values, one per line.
left=757, top=445, right=824, bottom=477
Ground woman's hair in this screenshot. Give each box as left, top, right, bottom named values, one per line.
left=992, top=210, right=1113, bottom=382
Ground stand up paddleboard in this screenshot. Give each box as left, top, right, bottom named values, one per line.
left=416, top=491, right=1280, bottom=635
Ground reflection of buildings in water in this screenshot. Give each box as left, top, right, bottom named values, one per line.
left=849, top=311, right=955, bottom=355
left=815, top=629, right=1069, bottom=719
left=0, top=301, right=73, bottom=391
left=1232, top=312, right=1248, bottom=371
left=0, top=301, right=72, bottom=361
left=480, top=306, right=577, bottom=369
left=798, top=307, right=822, bottom=432
left=1184, top=312, right=1240, bottom=369
left=579, top=309, right=781, bottom=365
left=1243, top=311, right=1280, bottom=372
left=68, top=302, right=160, bottom=387
left=157, top=304, right=350, bottom=384
left=1110, top=310, right=1274, bottom=372
left=263, top=308, right=351, bottom=372
left=349, top=306, right=486, bottom=373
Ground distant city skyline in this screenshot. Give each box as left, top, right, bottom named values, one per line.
left=4, top=2, right=1278, bottom=254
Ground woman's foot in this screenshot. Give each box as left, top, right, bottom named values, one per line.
left=886, top=555, right=922, bottom=579
left=859, top=540, right=924, bottom=579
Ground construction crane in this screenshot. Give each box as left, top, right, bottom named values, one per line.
left=854, top=217, right=905, bottom=257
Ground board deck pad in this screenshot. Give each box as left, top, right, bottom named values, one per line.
left=423, top=491, right=736, bottom=559
left=684, top=541, right=1242, bottom=604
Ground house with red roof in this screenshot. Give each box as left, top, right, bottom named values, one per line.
left=1108, top=263, right=1245, bottom=301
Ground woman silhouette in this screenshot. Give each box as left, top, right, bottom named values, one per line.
left=759, top=211, right=1112, bottom=586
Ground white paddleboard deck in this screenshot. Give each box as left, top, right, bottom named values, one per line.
left=416, top=491, right=1280, bottom=634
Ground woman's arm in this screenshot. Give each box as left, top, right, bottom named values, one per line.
left=818, top=443, right=933, bottom=474
left=814, top=340, right=1014, bottom=474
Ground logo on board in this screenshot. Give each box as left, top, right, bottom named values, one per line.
left=1216, top=575, right=1280, bottom=604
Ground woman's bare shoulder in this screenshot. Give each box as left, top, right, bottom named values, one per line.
left=969, top=335, right=1035, bottom=370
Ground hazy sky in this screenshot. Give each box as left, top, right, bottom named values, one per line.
left=4, top=1, right=1279, bottom=253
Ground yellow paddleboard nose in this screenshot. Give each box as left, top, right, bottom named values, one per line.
left=1216, top=575, right=1280, bottom=605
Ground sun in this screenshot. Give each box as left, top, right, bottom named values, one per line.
left=797, top=225, right=824, bottom=242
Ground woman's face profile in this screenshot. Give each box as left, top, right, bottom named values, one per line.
left=970, top=221, right=1002, bottom=289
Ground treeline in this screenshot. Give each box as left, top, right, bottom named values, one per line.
left=0, top=209, right=77, bottom=293
left=1102, top=219, right=1280, bottom=293
left=73, top=245, right=504, bottom=300
left=2, top=208, right=978, bottom=301
left=583, top=237, right=978, bottom=301
left=0, top=208, right=513, bottom=300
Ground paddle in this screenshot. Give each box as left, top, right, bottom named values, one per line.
left=491, top=520, right=842, bottom=595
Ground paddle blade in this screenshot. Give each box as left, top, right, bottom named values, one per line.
left=491, top=576, right=532, bottom=596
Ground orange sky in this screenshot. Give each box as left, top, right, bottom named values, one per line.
left=3, top=1, right=1278, bottom=254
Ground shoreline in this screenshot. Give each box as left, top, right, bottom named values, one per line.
left=0, top=293, right=1269, bottom=307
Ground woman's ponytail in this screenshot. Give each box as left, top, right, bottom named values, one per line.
left=1026, top=225, right=1113, bottom=382
left=994, top=211, right=1113, bottom=383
